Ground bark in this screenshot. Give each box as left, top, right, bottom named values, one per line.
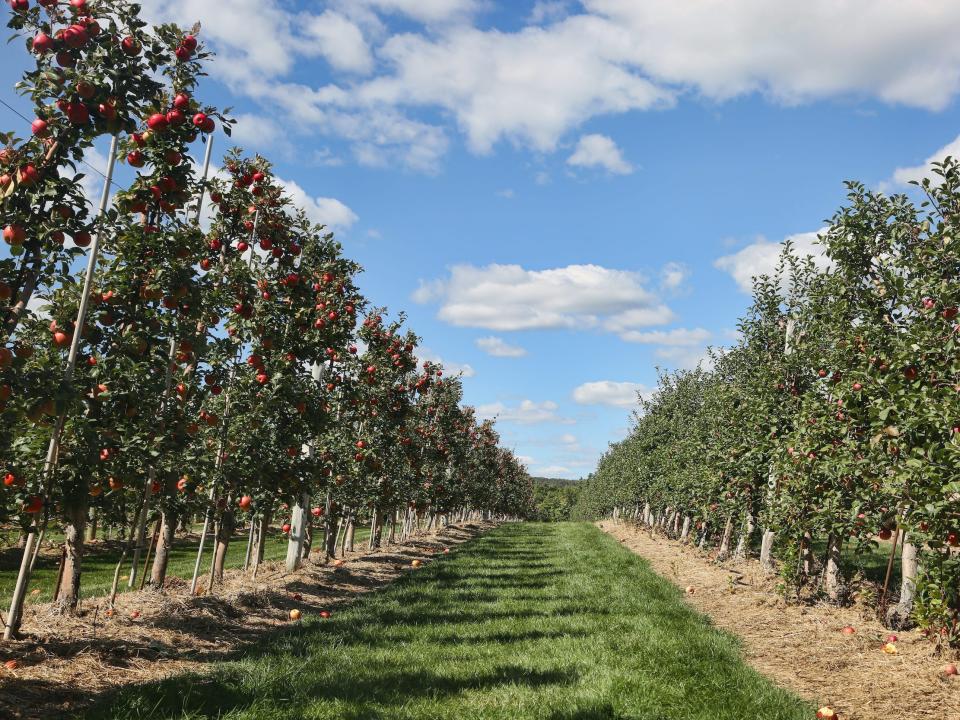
left=680, top=515, right=692, bottom=542
left=823, top=533, right=843, bottom=601
left=88, top=507, right=98, bottom=541
left=302, top=522, right=312, bottom=559
left=886, top=539, right=919, bottom=629
left=150, top=507, right=177, bottom=588
left=253, top=511, right=271, bottom=564
left=212, top=510, right=235, bottom=583
left=325, top=515, right=340, bottom=558
left=2, top=245, right=43, bottom=346
left=717, top=515, right=734, bottom=560
left=734, top=513, right=755, bottom=559
left=759, top=529, right=776, bottom=572
left=800, top=531, right=814, bottom=578
left=345, top=518, right=355, bottom=552
left=55, top=499, right=87, bottom=614
left=697, top=524, right=709, bottom=550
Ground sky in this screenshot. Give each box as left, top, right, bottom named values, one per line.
left=3, top=1, right=960, bottom=479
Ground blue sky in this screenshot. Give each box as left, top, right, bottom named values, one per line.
left=3, top=1, right=960, bottom=478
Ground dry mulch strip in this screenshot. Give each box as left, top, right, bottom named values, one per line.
left=0, top=522, right=490, bottom=720
left=599, top=521, right=960, bottom=720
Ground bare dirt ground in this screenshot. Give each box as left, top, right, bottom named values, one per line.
left=0, top=521, right=491, bottom=720
left=599, top=521, right=960, bottom=720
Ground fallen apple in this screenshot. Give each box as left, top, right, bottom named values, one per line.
left=411, top=559, right=422, bottom=568
left=943, top=663, right=957, bottom=677
left=319, top=610, right=331, bottom=619
left=816, top=708, right=839, bottom=720
left=685, top=586, right=695, bottom=595
left=289, top=609, right=301, bottom=621
left=840, top=626, right=856, bottom=635
left=881, top=642, right=898, bottom=655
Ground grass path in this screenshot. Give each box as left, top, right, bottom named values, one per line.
left=85, top=523, right=812, bottom=719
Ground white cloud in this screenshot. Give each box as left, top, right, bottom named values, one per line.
left=573, top=381, right=650, bottom=408
left=475, top=336, right=528, bottom=358
left=714, top=230, right=829, bottom=293
left=338, top=0, right=481, bottom=25
left=413, top=263, right=674, bottom=332
left=228, top=114, right=288, bottom=152
left=476, top=399, right=573, bottom=425
left=560, top=433, right=578, bottom=445
left=534, top=464, right=575, bottom=478
left=619, top=327, right=711, bottom=346
left=303, top=11, right=374, bottom=74
left=496, top=188, right=516, bottom=199
left=358, top=19, right=673, bottom=154
left=583, top=1, right=960, bottom=110
left=141, top=0, right=960, bottom=176
left=277, top=182, right=358, bottom=233
left=567, top=133, right=634, bottom=175
left=417, top=347, right=476, bottom=378
left=660, top=261, right=688, bottom=291
left=889, top=134, right=960, bottom=188
left=530, top=1, right=572, bottom=25
left=653, top=346, right=714, bottom=372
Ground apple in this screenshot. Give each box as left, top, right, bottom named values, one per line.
left=31, top=118, right=49, bottom=137
left=173, top=93, right=191, bottom=110
left=282, top=523, right=291, bottom=534
left=840, top=626, right=855, bottom=635
left=32, top=32, right=54, bottom=54
left=852, top=382, right=862, bottom=391
left=66, top=101, right=90, bottom=124
left=816, top=708, right=839, bottom=720
left=685, top=585, right=695, bottom=595
left=878, top=528, right=892, bottom=541
left=881, top=642, right=898, bottom=654
left=177, top=476, right=189, bottom=491
left=121, top=36, right=141, bottom=56
left=944, top=663, right=958, bottom=677
left=3, top=473, right=17, bottom=487
left=319, top=610, right=331, bottom=619
left=411, top=559, right=422, bottom=568
left=73, top=231, right=91, bottom=247
left=238, top=495, right=252, bottom=511
left=127, top=150, right=144, bottom=167
left=3, top=225, right=25, bottom=245
left=3, top=659, right=20, bottom=670
left=18, top=165, right=39, bottom=186
left=23, top=496, right=43, bottom=514
left=311, top=507, right=323, bottom=517
left=289, top=609, right=301, bottom=621
left=885, top=634, right=898, bottom=643
left=948, top=531, right=959, bottom=547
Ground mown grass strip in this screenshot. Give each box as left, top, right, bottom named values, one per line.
left=85, top=522, right=812, bottom=720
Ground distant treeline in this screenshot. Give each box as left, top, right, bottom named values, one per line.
left=532, top=478, right=583, bottom=522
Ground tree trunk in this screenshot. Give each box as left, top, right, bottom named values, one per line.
left=697, top=523, right=709, bottom=550
left=55, top=499, right=88, bottom=614
left=150, top=507, right=177, bottom=588
left=734, top=513, right=754, bottom=559
left=759, top=529, right=776, bottom=572
left=823, top=533, right=843, bottom=601
left=680, top=515, right=692, bottom=542
left=886, top=538, right=919, bottom=629
left=345, top=518, right=355, bottom=552
left=88, top=507, right=98, bottom=541
left=717, top=515, right=734, bottom=560
left=212, top=510, right=235, bottom=583
left=800, top=531, right=814, bottom=578
left=325, top=515, right=339, bottom=558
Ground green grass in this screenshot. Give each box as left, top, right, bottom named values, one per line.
left=0, top=525, right=371, bottom=605
left=85, top=523, right=812, bottom=720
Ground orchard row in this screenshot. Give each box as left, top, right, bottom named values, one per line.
left=0, top=0, right=535, bottom=638
left=576, top=162, right=960, bottom=646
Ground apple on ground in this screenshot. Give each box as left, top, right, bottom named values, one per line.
left=289, top=609, right=301, bottom=621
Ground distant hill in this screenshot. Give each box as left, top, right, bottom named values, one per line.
left=532, top=477, right=581, bottom=487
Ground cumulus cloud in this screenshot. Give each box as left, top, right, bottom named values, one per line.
left=476, top=399, right=573, bottom=425
left=413, top=263, right=675, bottom=332
left=143, top=1, right=960, bottom=172
left=889, top=134, right=960, bottom=188
left=567, top=134, right=634, bottom=174
left=660, top=261, right=688, bottom=291
left=277, top=181, right=358, bottom=233
left=619, top=327, right=711, bottom=346
left=714, top=230, right=829, bottom=293
left=417, top=347, right=476, bottom=378
left=475, top=336, right=528, bottom=358
left=573, top=381, right=650, bottom=408
left=302, top=11, right=375, bottom=74
left=653, top=346, right=714, bottom=371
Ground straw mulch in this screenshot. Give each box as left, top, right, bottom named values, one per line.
left=0, top=521, right=490, bottom=720
left=599, top=521, right=960, bottom=720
